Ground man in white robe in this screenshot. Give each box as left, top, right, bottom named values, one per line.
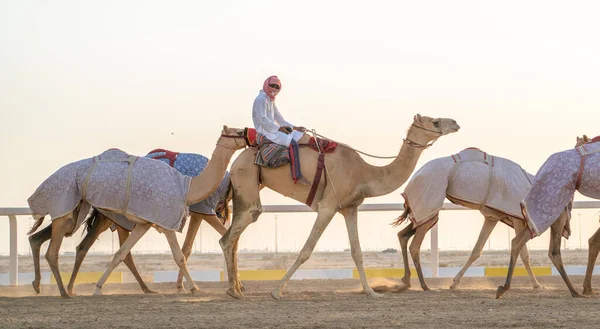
left=252, top=75, right=310, bottom=185
left=252, top=75, right=307, bottom=146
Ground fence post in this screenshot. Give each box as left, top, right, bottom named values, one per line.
left=430, top=222, right=439, bottom=278
left=9, top=215, right=18, bottom=286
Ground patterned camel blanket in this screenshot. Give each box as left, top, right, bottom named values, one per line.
left=102, top=150, right=231, bottom=231
left=28, top=149, right=192, bottom=234
left=402, top=148, right=534, bottom=227
left=522, top=140, right=600, bottom=237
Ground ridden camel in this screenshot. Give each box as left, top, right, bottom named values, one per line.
left=219, top=114, right=460, bottom=299
left=496, top=135, right=600, bottom=299
left=27, top=126, right=246, bottom=298
left=390, top=148, right=543, bottom=292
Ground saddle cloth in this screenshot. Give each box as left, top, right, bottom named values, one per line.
left=402, top=148, right=534, bottom=227
left=28, top=149, right=192, bottom=233
left=522, top=141, right=600, bottom=237
left=102, top=150, right=231, bottom=231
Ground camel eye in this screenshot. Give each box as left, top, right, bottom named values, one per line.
left=433, top=120, right=440, bottom=128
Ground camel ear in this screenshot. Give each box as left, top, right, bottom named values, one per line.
left=413, top=114, right=422, bottom=124
left=222, top=125, right=229, bottom=134
left=584, top=134, right=589, bottom=141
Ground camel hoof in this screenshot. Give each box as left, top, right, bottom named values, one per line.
left=144, top=289, right=159, bottom=294
left=190, top=286, right=200, bottom=294
left=368, top=291, right=384, bottom=298
left=533, top=284, right=546, bottom=290
left=421, top=286, right=431, bottom=292
left=93, top=289, right=103, bottom=296
left=495, top=285, right=508, bottom=299
left=32, top=281, right=40, bottom=294
left=227, top=288, right=245, bottom=299
left=449, top=281, right=460, bottom=290
left=177, top=286, right=187, bottom=293
left=582, top=289, right=597, bottom=296
left=271, top=290, right=283, bottom=300
left=572, top=291, right=589, bottom=299
left=60, top=293, right=73, bottom=299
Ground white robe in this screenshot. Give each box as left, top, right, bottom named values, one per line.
left=252, top=90, right=304, bottom=146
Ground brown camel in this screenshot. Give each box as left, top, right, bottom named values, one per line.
left=219, top=114, right=460, bottom=299
left=28, top=126, right=246, bottom=298
left=496, top=135, right=597, bottom=299
left=390, top=149, right=543, bottom=292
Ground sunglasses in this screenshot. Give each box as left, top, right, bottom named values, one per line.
left=268, top=83, right=280, bottom=90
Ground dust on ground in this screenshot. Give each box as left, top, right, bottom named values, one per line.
left=2, top=276, right=600, bottom=328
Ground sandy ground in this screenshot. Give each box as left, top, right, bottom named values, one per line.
left=1, top=250, right=600, bottom=328
left=2, top=276, right=600, bottom=328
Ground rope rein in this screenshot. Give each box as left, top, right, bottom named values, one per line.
left=307, top=121, right=443, bottom=159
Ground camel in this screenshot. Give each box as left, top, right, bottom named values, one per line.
left=389, top=148, right=543, bottom=292
left=29, top=149, right=234, bottom=296
left=27, top=126, right=246, bottom=298
left=219, top=114, right=460, bottom=299
left=496, top=135, right=600, bottom=299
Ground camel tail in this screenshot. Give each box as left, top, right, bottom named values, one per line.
left=81, top=208, right=99, bottom=236
left=391, top=207, right=410, bottom=227
left=27, top=216, right=46, bottom=235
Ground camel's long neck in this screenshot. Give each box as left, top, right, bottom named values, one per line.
left=364, top=126, right=432, bottom=197
left=187, top=140, right=236, bottom=205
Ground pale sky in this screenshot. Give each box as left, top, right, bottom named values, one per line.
left=1, top=1, right=600, bottom=254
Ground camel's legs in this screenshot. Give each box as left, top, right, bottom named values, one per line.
left=177, top=214, right=202, bottom=291
left=94, top=222, right=151, bottom=295
left=271, top=207, right=337, bottom=300
left=220, top=207, right=259, bottom=298
left=220, top=165, right=262, bottom=299
left=202, top=214, right=228, bottom=235
left=450, top=217, right=498, bottom=289
left=512, top=218, right=544, bottom=289
left=397, top=222, right=416, bottom=287
left=341, top=207, right=382, bottom=298
left=583, top=225, right=600, bottom=295
left=547, top=213, right=584, bottom=298
left=67, top=214, right=113, bottom=295
left=495, top=226, right=532, bottom=298
left=46, top=215, right=74, bottom=298
left=164, top=230, right=200, bottom=293
left=116, top=225, right=156, bottom=294
left=28, top=224, right=52, bottom=294
left=409, top=219, right=437, bottom=291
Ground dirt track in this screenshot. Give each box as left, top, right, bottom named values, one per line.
left=2, top=276, right=600, bottom=328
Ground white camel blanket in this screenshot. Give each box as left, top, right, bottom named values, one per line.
left=402, top=148, right=534, bottom=227
left=28, top=149, right=192, bottom=233
left=522, top=141, right=600, bottom=237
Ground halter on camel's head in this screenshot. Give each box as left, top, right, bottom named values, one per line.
left=217, top=125, right=252, bottom=150
left=404, top=114, right=461, bottom=149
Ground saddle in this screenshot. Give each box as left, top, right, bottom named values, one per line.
left=245, top=128, right=338, bottom=207
left=147, top=149, right=179, bottom=167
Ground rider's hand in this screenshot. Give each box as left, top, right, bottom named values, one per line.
left=293, top=126, right=307, bottom=132
left=279, top=126, right=292, bottom=134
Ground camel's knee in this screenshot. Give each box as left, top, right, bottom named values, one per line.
left=297, top=250, right=312, bottom=264
left=250, top=208, right=262, bottom=222
left=45, top=250, right=57, bottom=266
left=409, top=245, right=420, bottom=259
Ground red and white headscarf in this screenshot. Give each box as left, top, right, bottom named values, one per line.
left=263, top=75, right=281, bottom=101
